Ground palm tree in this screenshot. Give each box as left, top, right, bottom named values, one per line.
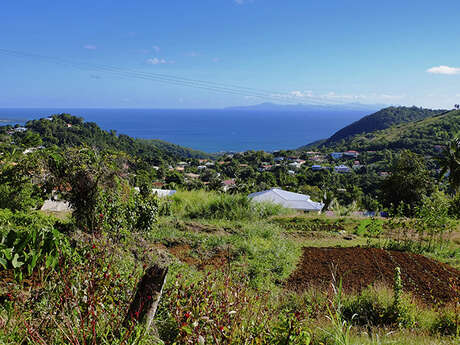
left=438, top=137, right=460, bottom=194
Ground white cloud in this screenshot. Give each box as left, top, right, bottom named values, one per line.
left=290, top=90, right=313, bottom=98
left=186, top=51, right=199, bottom=57
left=146, top=57, right=173, bottom=65
left=83, top=44, right=97, bottom=50
left=146, top=57, right=166, bottom=65
left=235, top=0, right=253, bottom=4
left=152, top=45, right=160, bottom=52
left=275, top=90, right=404, bottom=103
left=427, top=65, right=460, bottom=75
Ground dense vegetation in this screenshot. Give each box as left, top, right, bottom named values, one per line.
left=0, top=109, right=458, bottom=344
left=306, top=109, right=459, bottom=156
left=0, top=113, right=213, bottom=164
left=315, top=106, right=445, bottom=147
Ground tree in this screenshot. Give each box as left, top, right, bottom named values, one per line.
left=437, top=137, right=460, bottom=195
left=0, top=150, right=48, bottom=211
left=380, top=150, right=435, bottom=216
left=46, top=147, right=130, bottom=232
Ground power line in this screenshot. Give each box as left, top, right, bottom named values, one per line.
left=0, top=48, right=353, bottom=106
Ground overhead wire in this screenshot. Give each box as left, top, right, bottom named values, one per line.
left=0, top=48, right=354, bottom=106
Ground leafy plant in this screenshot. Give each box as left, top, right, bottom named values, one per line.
left=0, top=227, right=69, bottom=280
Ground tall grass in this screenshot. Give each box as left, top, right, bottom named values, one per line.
left=169, top=190, right=293, bottom=221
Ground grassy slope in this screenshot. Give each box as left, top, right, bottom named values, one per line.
left=322, top=109, right=460, bottom=154
left=2, top=190, right=459, bottom=344
left=323, top=106, right=445, bottom=145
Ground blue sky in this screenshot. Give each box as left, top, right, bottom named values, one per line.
left=1, top=0, right=460, bottom=108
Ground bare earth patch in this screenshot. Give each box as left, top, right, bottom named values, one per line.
left=286, top=247, right=460, bottom=305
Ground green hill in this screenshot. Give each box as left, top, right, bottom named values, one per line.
left=6, top=113, right=214, bottom=163
left=323, top=109, right=460, bottom=155
left=321, top=106, right=445, bottom=147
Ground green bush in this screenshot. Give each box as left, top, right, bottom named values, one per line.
left=430, top=311, right=459, bottom=336
left=342, top=286, right=417, bottom=328
left=449, top=192, right=460, bottom=219
left=0, top=209, right=60, bottom=231
left=130, top=192, right=160, bottom=232
left=0, top=227, right=69, bottom=280
left=355, top=217, right=384, bottom=237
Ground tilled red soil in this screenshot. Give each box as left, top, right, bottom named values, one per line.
left=286, top=247, right=460, bottom=305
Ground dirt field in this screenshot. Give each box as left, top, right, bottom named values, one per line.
left=286, top=247, right=460, bottom=304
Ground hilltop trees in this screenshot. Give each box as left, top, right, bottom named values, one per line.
left=380, top=150, right=435, bottom=216
left=437, top=137, right=460, bottom=195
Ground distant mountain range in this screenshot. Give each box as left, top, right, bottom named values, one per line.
left=226, top=102, right=387, bottom=112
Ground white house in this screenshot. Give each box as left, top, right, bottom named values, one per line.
left=288, top=162, right=302, bottom=169
left=248, top=188, right=324, bottom=212
left=334, top=165, right=351, bottom=173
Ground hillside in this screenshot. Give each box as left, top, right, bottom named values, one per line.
left=320, top=106, right=445, bottom=146
left=4, top=113, right=214, bottom=163
left=324, top=109, right=460, bottom=155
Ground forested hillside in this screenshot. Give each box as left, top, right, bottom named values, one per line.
left=320, top=106, right=445, bottom=146
left=1, top=114, right=213, bottom=164
left=322, top=109, right=460, bottom=155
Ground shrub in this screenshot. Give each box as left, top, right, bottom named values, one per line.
left=341, top=285, right=417, bottom=329
left=0, top=238, right=157, bottom=344
left=430, top=310, right=458, bottom=336
left=0, top=227, right=69, bottom=280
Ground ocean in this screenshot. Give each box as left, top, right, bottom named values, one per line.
left=0, top=108, right=368, bottom=153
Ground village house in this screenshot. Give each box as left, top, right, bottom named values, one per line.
left=222, top=179, right=236, bottom=192
left=334, top=165, right=351, bottom=173
left=343, top=150, right=359, bottom=158
left=331, top=152, right=343, bottom=160
left=311, top=155, right=326, bottom=162
left=185, top=173, right=200, bottom=179
left=288, top=162, right=302, bottom=169
left=311, top=165, right=323, bottom=171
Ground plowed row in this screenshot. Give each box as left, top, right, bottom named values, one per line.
left=286, top=247, right=460, bottom=304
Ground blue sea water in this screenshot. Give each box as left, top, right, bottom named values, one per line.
left=0, top=108, right=368, bottom=153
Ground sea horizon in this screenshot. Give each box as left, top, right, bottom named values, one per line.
left=0, top=107, right=370, bottom=153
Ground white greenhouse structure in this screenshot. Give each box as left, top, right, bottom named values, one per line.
left=248, top=188, right=324, bottom=212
